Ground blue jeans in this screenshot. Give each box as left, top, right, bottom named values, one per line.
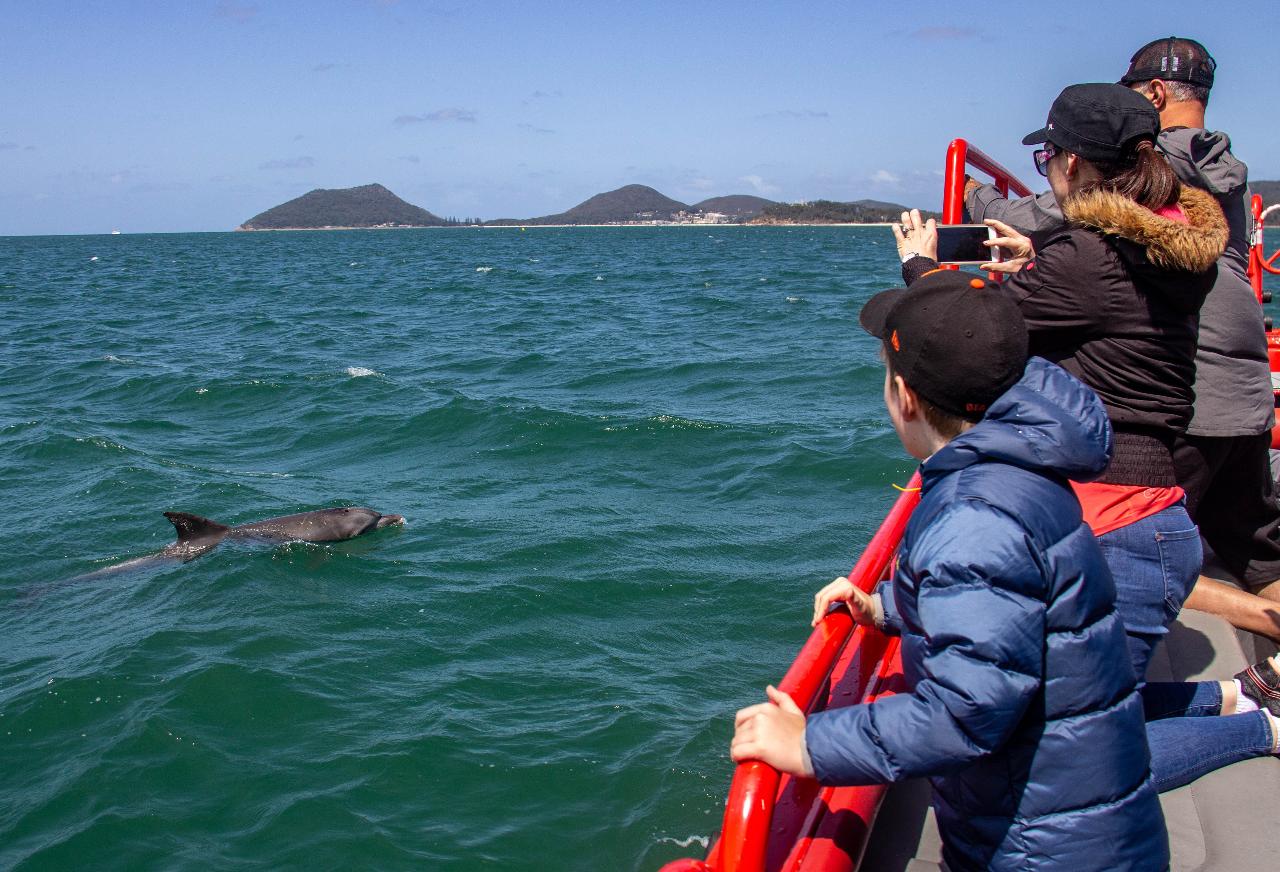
left=1095, top=503, right=1201, bottom=679
left=1099, top=503, right=1273, bottom=790
left=1142, top=681, right=1274, bottom=791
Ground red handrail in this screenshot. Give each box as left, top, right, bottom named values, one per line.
left=662, top=472, right=921, bottom=872
left=942, top=139, right=1034, bottom=224
left=1249, top=193, right=1280, bottom=303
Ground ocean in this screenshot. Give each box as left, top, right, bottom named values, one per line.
left=2, top=227, right=1275, bottom=871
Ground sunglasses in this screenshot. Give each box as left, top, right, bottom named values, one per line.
left=1033, top=143, right=1059, bottom=177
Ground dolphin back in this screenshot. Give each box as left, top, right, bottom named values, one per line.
left=164, top=512, right=231, bottom=545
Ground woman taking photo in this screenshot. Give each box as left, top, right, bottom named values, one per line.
left=894, top=83, right=1279, bottom=790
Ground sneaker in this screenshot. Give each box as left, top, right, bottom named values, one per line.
left=1237, top=657, right=1280, bottom=716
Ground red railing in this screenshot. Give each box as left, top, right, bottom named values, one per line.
left=942, top=139, right=1034, bottom=224
left=1249, top=193, right=1280, bottom=303
left=660, top=473, right=921, bottom=872
left=1250, top=193, right=1280, bottom=449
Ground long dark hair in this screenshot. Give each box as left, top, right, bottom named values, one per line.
left=1083, top=139, right=1181, bottom=209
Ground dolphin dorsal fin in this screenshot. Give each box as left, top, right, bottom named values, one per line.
left=164, top=511, right=230, bottom=543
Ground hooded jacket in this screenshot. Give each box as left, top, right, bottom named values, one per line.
left=805, top=358, right=1168, bottom=872
left=1158, top=128, right=1272, bottom=436
left=968, top=127, right=1269, bottom=437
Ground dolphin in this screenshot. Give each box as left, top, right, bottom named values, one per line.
left=162, top=506, right=405, bottom=556
left=54, top=507, right=405, bottom=585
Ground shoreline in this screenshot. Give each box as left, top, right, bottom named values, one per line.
left=234, top=222, right=901, bottom=231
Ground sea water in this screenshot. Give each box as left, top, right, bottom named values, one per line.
left=2, top=228, right=1274, bottom=871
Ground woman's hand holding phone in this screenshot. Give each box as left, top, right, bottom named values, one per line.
left=894, top=209, right=937, bottom=264
left=982, top=219, right=1034, bottom=273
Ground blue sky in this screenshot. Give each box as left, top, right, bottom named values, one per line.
left=2, top=1, right=1275, bottom=234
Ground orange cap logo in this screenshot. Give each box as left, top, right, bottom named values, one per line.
left=890, top=329, right=900, bottom=351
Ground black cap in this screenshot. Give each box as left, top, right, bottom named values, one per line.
left=859, top=271, right=1028, bottom=422
left=1021, top=83, right=1160, bottom=163
left=1120, top=36, right=1216, bottom=89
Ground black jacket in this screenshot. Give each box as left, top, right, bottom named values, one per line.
left=907, top=185, right=1228, bottom=484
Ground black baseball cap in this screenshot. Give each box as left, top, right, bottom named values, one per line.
left=859, top=271, right=1029, bottom=421
left=1120, top=36, right=1216, bottom=89
left=1021, top=83, right=1160, bottom=163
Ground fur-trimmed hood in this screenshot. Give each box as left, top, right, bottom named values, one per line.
left=1062, top=185, right=1227, bottom=273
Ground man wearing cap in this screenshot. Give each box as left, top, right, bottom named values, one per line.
left=732, top=271, right=1167, bottom=871
left=965, top=38, right=1280, bottom=642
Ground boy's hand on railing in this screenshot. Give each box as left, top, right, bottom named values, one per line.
left=730, top=685, right=814, bottom=777
left=812, top=577, right=883, bottom=627
left=981, top=218, right=1034, bottom=273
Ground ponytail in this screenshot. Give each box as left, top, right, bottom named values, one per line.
left=1085, top=139, right=1181, bottom=210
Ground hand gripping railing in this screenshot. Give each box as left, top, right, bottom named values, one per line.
left=1250, top=193, right=1280, bottom=304
left=659, top=473, right=922, bottom=872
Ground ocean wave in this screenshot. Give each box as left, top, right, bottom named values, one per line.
left=343, top=366, right=378, bottom=378
left=213, top=468, right=293, bottom=479
left=601, top=413, right=724, bottom=433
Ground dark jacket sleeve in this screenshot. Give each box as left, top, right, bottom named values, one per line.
left=966, top=185, right=1064, bottom=234
left=902, top=255, right=940, bottom=285
left=804, top=500, right=1046, bottom=784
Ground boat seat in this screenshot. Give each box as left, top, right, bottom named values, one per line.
left=857, top=609, right=1280, bottom=871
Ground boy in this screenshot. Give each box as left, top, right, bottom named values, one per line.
left=730, top=271, right=1168, bottom=871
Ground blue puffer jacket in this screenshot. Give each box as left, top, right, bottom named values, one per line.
left=805, top=357, right=1168, bottom=871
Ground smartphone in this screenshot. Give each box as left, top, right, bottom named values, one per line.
left=935, top=224, right=1000, bottom=265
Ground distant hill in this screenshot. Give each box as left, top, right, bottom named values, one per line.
left=691, top=195, right=775, bottom=219
left=488, top=184, right=691, bottom=225
left=750, top=199, right=940, bottom=225
left=238, top=183, right=447, bottom=230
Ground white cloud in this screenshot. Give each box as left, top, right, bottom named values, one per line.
left=755, top=109, right=829, bottom=120
left=394, top=108, right=478, bottom=126
left=259, top=156, right=315, bottom=170
left=739, top=174, right=781, bottom=195
left=871, top=170, right=900, bottom=184
left=522, top=90, right=563, bottom=107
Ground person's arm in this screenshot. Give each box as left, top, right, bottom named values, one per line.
left=802, top=503, right=1047, bottom=785
left=966, top=183, right=1064, bottom=234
